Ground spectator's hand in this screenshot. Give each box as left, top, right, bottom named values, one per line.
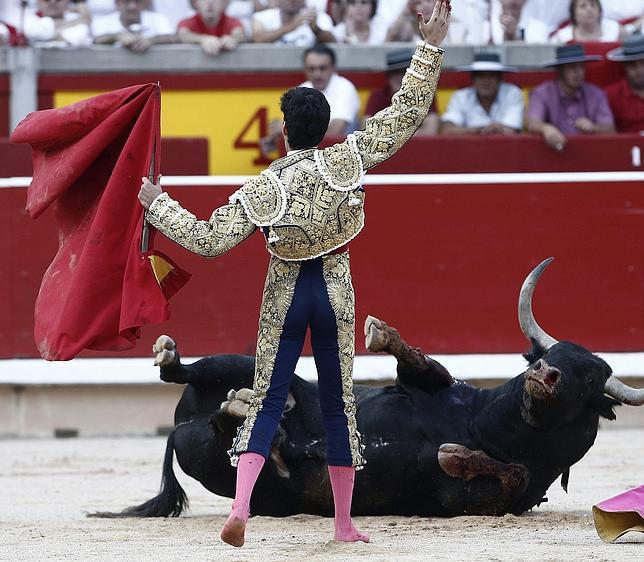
left=289, top=8, right=316, bottom=30
left=542, top=124, right=566, bottom=151
left=574, top=117, right=595, bottom=134
left=120, top=33, right=151, bottom=53
left=200, top=36, right=223, bottom=56
left=417, top=0, right=451, bottom=46
left=220, top=35, right=237, bottom=51
left=499, top=13, right=520, bottom=40
left=139, top=176, right=163, bottom=210
left=480, top=123, right=506, bottom=135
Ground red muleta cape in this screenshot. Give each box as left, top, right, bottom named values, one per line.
left=11, top=84, right=189, bottom=360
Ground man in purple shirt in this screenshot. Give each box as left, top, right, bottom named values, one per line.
left=528, top=44, right=615, bottom=151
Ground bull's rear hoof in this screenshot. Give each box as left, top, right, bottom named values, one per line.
left=220, top=517, right=246, bottom=547
left=364, top=315, right=387, bottom=353
left=220, top=388, right=254, bottom=418
left=153, top=335, right=177, bottom=367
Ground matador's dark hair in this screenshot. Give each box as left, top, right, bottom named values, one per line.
left=280, top=87, right=330, bottom=149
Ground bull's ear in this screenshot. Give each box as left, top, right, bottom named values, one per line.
left=587, top=395, right=621, bottom=420
left=523, top=338, right=547, bottom=364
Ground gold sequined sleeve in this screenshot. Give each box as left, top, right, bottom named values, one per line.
left=354, top=41, right=444, bottom=170
left=146, top=192, right=256, bottom=257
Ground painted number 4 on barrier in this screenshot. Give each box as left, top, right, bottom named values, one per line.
left=233, top=107, right=274, bottom=166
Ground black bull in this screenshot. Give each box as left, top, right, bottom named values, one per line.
left=98, top=259, right=643, bottom=519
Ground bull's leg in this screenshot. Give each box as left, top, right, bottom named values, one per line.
left=153, top=335, right=192, bottom=384
left=364, top=316, right=453, bottom=391
left=437, top=443, right=529, bottom=514
left=213, top=387, right=293, bottom=480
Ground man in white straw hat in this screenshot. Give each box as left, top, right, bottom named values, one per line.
left=441, top=52, right=524, bottom=135
left=605, top=34, right=644, bottom=133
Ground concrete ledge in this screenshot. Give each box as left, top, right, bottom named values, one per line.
left=2, top=352, right=644, bottom=385
left=1, top=354, right=642, bottom=437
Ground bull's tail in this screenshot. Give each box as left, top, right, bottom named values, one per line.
left=88, top=430, right=188, bottom=518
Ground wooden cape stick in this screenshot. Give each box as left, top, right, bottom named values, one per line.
left=140, top=143, right=154, bottom=253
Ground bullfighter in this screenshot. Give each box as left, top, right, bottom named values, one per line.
left=138, top=0, right=451, bottom=547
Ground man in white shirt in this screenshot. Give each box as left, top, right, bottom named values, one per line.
left=25, top=0, right=91, bottom=46
left=259, top=42, right=359, bottom=154
left=252, top=0, right=335, bottom=46
left=441, top=53, right=524, bottom=135
left=92, top=0, right=176, bottom=52
left=299, top=43, right=360, bottom=135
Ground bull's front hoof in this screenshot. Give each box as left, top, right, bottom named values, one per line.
left=153, top=335, right=177, bottom=367
left=438, top=443, right=479, bottom=480
left=220, top=388, right=254, bottom=418
left=364, top=315, right=387, bottom=352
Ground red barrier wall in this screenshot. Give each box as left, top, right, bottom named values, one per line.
left=0, top=137, right=209, bottom=177
left=2, top=168, right=642, bottom=359
left=0, top=75, right=8, bottom=137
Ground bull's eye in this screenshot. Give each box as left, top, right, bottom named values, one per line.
left=534, top=360, right=542, bottom=370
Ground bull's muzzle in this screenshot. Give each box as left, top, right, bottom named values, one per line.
left=525, top=360, right=561, bottom=398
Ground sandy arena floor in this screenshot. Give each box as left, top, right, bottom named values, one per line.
left=2, top=428, right=643, bottom=561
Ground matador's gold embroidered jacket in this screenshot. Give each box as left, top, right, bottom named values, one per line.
left=147, top=41, right=444, bottom=260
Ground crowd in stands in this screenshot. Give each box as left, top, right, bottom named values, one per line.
left=0, top=0, right=642, bottom=140
left=0, top=1, right=641, bottom=49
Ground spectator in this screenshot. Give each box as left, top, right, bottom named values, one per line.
left=25, top=0, right=91, bottom=46
left=386, top=0, right=436, bottom=42
left=252, top=0, right=335, bottom=46
left=441, top=52, right=523, bottom=135
left=447, top=0, right=491, bottom=45
left=332, top=0, right=387, bottom=45
left=83, top=0, right=120, bottom=17
left=366, top=49, right=439, bottom=135
left=386, top=0, right=468, bottom=43
left=260, top=42, right=359, bottom=154
left=373, top=0, right=406, bottom=29
left=150, top=0, right=195, bottom=29
left=92, top=0, right=176, bottom=53
left=228, top=1, right=267, bottom=35
left=178, top=0, right=244, bottom=55
left=527, top=44, right=615, bottom=151
left=603, top=0, right=643, bottom=23
left=551, top=0, right=621, bottom=43
left=490, top=0, right=569, bottom=43
left=300, top=43, right=359, bottom=135
left=605, top=34, right=644, bottom=132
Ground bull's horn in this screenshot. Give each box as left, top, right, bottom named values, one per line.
left=518, top=257, right=558, bottom=350
left=604, top=376, right=644, bottom=406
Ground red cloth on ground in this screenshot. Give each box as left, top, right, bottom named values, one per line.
left=605, top=78, right=644, bottom=133
left=10, top=84, right=189, bottom=361
left=177, top=13, right=242, bottom=36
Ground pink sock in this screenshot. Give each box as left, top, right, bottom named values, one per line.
left=328, top=465, right=370, bottom=543
left=220, top=452, right=265, bottom=547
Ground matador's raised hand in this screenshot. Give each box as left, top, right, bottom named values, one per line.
left=417, top=0, right=451, bottom=46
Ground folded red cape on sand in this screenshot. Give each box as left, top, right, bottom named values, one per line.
left=10, top=84, right=190, bottom=360
left=593, top=485, right=644, bottom=542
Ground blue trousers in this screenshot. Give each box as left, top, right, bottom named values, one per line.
left=229, top=252, right=364, bottom=468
